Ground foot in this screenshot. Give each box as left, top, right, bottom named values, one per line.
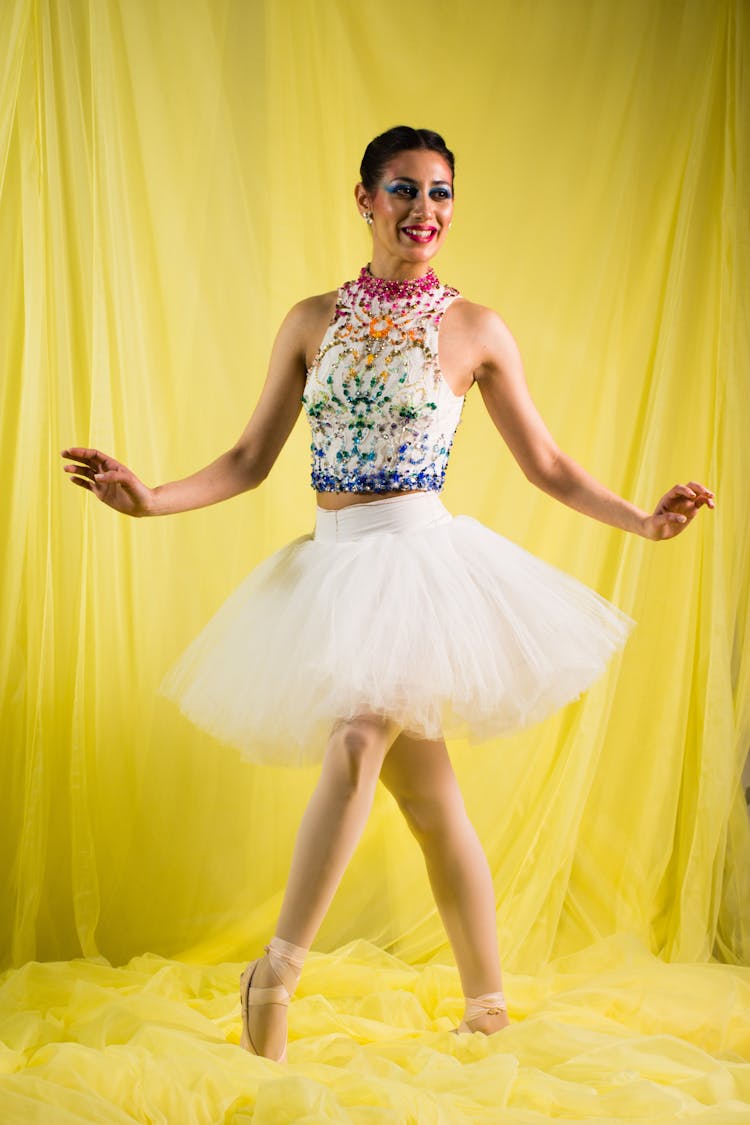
left=240, top=937, right=305, bottom=1061
left=457, top=1008, right=511, bottom=1034
left=454, top=990, right=510, bottom=1036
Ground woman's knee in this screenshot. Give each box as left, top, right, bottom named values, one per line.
left=325, top=716, right=393, bottom=793
left=395, top=786, right=467, bottom=840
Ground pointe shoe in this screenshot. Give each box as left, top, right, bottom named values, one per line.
left=239, top=937, right=306, bottom=1062
left=454, top=990, right=509, bottom=1035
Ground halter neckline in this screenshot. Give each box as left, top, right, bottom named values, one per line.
left=356, top=265, right=441, bottom=304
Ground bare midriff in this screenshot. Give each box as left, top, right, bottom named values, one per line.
left=315, top=489, right=424, bottom=511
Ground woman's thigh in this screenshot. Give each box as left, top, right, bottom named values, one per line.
left=379, top=730, right=466, bottom=835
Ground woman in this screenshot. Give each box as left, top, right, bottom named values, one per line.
left=62, top=126, right=714, bottom=1063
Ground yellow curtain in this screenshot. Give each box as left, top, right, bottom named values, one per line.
left=1, top=0, right=749, bottom=1119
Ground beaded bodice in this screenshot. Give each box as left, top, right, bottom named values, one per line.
left=302, top=266, right=464, bottom=493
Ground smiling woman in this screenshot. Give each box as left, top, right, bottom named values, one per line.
left=63, top=122, right=714, bottom=1064
left=356, top=128, right=455, bottom=268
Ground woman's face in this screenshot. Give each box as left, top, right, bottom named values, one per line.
left=357, top=149, right=454, bottom=269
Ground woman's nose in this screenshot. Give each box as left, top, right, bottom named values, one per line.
left=411, top=193, right=432, bottom=219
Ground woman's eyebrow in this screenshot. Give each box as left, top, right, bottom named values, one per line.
left=388, top=176, right=452, bottom=186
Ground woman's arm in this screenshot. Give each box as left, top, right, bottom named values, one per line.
left=467, top=305, right=714, bottom=539
left=62, top=300, right=316, bottom=517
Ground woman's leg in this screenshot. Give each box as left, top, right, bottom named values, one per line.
left=379, top=731, right=510, bottom=1033
left=245, top=714, right=399, bottom=1057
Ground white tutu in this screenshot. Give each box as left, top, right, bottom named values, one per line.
left=158, top=493, right=634, bottom=766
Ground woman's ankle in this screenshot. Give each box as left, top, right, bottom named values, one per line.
left=264, top=935, right=308, bottom=993
left=460, top=1008, right=511, bottom=1034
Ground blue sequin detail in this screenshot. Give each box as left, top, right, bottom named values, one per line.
left=302, top=270, right=464, bottom=493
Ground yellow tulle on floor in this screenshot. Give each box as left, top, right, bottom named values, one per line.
left=1, top=937, right=749, bottom=1123
left=2, top=0, right=750, bottom=1120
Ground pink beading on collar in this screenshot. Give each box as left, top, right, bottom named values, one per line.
left=355, top=266, right=441, bottom=303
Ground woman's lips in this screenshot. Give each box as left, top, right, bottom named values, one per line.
left=401, top=226, right=437, bottom=243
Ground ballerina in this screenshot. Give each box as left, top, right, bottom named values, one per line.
left=62, top=125, right=714, bottom=1062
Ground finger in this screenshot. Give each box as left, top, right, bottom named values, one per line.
left=672, top=484, right=697, bottom=500
left=62, top=452, right=102, bottom=472
left=61, top=447, right=101, bottom=460
left=70, top=476, right=93, bottom=491
left=64, top=463, right=96, bottom=480
left=687, top=481, right=715, bottom=503
left=62, top=447, right=122, bottom=473
left=660, top=497, right=693, bottom=517
left=94, top=470, right=128, bottom=484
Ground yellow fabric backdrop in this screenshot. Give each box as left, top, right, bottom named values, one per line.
left=1, top=0, right=749, bottom=1120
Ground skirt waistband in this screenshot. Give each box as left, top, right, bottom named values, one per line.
left=314, top=492, right=452, bottom=543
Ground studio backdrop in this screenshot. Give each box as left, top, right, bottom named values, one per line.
left=1, top=0, right=748, bottom=976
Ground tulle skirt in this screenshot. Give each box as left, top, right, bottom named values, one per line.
left=158, top=493, right=634, bottom=766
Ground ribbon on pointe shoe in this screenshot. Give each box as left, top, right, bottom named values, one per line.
left=264, top=935, right=307, bottom=991
left=455, top=990, right=508, bottom=1033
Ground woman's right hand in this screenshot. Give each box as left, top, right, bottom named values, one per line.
left=61, top=447, right=154, bottom=518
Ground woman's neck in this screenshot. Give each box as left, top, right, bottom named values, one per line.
left=367, top=250, right=437, bottom=282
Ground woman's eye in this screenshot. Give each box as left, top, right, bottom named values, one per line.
left=385, top=183, right=452, bottom=201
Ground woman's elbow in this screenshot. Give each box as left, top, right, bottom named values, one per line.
left=522, top=447, right=564, bottom=493
left=229, top=445, right=270, bottom=492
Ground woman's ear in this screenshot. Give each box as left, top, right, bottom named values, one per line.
left=354, top=182, right=372, bottom=219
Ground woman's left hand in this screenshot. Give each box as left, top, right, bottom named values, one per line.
left=642, top=482, right=715, bottom=541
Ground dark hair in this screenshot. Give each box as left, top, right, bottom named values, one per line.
left=359, top=126, right=455, bottom=192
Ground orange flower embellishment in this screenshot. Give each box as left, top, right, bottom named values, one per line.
left=369, top=316, right=393, bottom=338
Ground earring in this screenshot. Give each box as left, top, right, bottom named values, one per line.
left=363, top=211, right=373, bottom=226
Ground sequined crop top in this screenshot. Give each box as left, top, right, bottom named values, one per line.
left=302, top=266, right=464, bottom=493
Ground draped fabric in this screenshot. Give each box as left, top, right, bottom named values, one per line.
left=1, top=0, right=749, bottom=1120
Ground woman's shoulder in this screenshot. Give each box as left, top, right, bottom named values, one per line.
left=440, top=295, right=522, bottom=384
left=443, top=295, right=515, bottom=343
left=279, top=289, right=339, bottom=344
left=277, top=290, right=340, bottom=367
left=288, top=289, right=339, bottom=322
